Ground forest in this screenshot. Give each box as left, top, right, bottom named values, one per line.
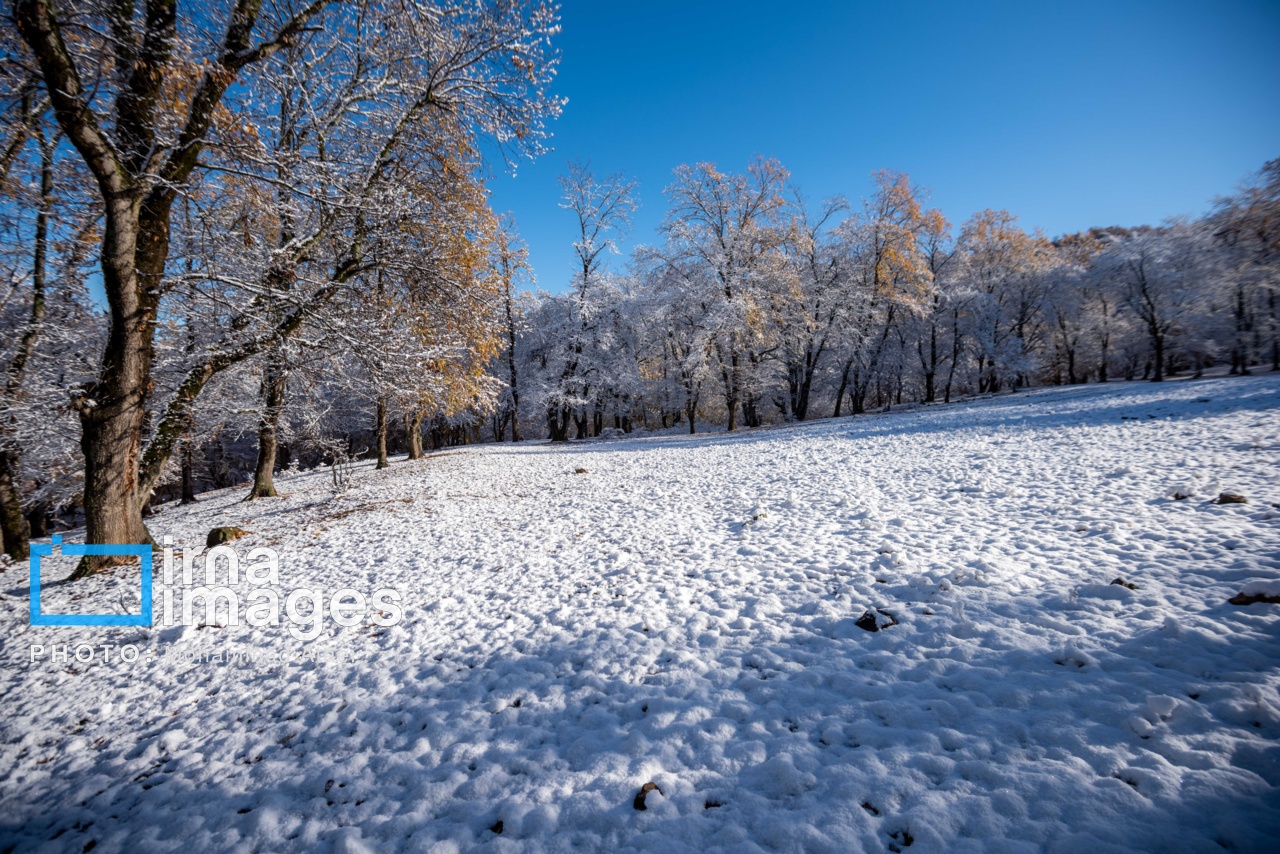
left=1, top=0, right=1277, bottom=566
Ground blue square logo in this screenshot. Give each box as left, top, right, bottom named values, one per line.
left=29, top=535, right=153, bottom=626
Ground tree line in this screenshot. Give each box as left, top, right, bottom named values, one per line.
left=498, top=158, right=1278, bottom=441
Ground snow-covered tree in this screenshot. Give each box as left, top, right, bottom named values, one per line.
left=652, top=157, right=791, bottom=430
left=11, top=0, right=562, bottom=570
left=536, top=161, right=638, bottom=440
left=1093, top=224, right=1219, bottom=381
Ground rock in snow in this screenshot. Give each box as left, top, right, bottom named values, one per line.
left=633, top=781, right=663, bottom=810
left=205, top=525, right=250, bottom=547
left=855, top=608, right=899, bottom=632
left=1231, top=578, right=1280, bottom=606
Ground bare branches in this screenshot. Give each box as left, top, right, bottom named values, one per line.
left=559, top=160, right=638, bottom=284
left=13, top=0, right=128, bottom=194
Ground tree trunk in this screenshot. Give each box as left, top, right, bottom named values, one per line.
left=406, top=412, right=424, bottom=459
left=944, top=309, right=962, bottom=403
left=833, top=360, right=852, bottom=418
left=796, top=371, right=813, bottom=421
left=548, top=407, right=570, bottom=442
left=715, top=342, right=742, bottom=432
left=26, top=502, right=49, bottom=539
left=1233, top=285, right=1251, bottom=375
left=495, top=269, right=522, bottom=442
left=248, top=354, right=286, bottom=498
left=0, top=455, right=27, bottom=563
left=851, top=386, right=867, bottom=415
left=923, top=322, right=938, bottom=403
left=508, top=402, right=521, bottom=442
left=0, top=128, right=53, bottom=561
left=72, top=215, right=165, bottom=575
left=1270, top=290, right=1278, bottom=371
left=78, top=385, right=154, bottom=554
left=180, top=437, right=197, bottom=504
left=375, top=396, right=389, bottom=469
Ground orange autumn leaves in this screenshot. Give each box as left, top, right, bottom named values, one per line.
left=369, top=129, right=504, bottom=420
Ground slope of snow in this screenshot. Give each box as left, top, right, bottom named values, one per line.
left=3, top=377, right=1280, bottom=853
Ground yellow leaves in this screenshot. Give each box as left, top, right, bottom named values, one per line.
left=369, top=129, right=507, bottom=414
left=1054, top=231, right=1106, bottom=266
left=959, top=209, right=1056, bottom=285
left=864, top=170, right=932, bottom=308
left=749, top=156, right=790, bottom=193
left=962, top=209, right=1020, bottom=247
left=921, top=208, right=951, bottom=240
left=743, top=293, right=767, bottom=336
left=870, top=170, right=923, bottom=225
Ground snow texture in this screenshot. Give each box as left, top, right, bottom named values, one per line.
left=3, top=377, right=1280, bottom=852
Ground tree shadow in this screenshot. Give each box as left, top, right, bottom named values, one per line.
left=4, top=586, right=1279, bottom=853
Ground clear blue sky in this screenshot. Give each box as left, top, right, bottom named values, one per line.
left=485, top=0, right=1280, bottom=292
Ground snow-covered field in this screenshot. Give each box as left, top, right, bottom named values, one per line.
left=3, top=376, right=1280, bottom=853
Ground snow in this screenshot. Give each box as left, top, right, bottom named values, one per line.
left=3, top=376, right=1280, bottom=853
left=1241, top=579, right=1280, bottom=598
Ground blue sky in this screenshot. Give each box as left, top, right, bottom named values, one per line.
left=485, top=0, right=1280, bottom=291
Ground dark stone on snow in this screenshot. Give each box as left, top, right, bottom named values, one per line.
left=856, top=608, right=898, bottom=632
left=1230, top=591, right=1280, bottom=606
left=573, top=467, right=589, bottom=474
left=206, top=526, right=250, bottom=547
left=633, top=781, right=662, bottom=810
left=1110, top=577, right=1138, bottom=590
left=1217, top=492, right=1248, bottom=505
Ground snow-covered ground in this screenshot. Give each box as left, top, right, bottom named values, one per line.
left=3, top=376, right=1280, bottom=853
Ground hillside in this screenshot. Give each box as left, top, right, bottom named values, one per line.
left=3, top=376, right=1280, bottom=853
